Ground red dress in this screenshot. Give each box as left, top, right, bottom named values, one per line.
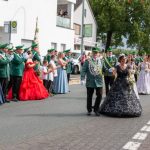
left=7, top=62, right=49, bottom=101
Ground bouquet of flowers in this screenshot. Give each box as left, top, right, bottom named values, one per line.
left=127, top=70, right=135, bottom=92
left=36, top=69, right=41, bottom=76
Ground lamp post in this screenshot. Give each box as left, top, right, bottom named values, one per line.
left=81, top=0, right=85, bottom=56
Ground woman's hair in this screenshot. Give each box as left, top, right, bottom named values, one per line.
left=51, top=55, right=55, bottom=59
left=27, top=51, right=31, bottom=55
left=57, top=52, right=63, bottom=58
left=48, top=64, right=53, bottom=69
left=43, top=60, right=48, bottom=64
left=118, top=55, right=125, bottom=63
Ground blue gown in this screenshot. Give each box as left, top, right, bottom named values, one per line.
left=53, top=67, right=68, bottom=94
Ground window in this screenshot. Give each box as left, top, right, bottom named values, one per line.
left=51, top=42, right=57, bottom=49
left=61, top=44, right=66, bottom=52
left=74, top=24, right=81, bottom=35
left=84, top=24, right=92, bottom=37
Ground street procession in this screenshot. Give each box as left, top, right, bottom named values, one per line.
left=1, top=0, right=150, bottom=149
left=0, top=42, right=150, bottom=118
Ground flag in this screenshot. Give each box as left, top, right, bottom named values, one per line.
left=33, top=17, right=39, bottom=48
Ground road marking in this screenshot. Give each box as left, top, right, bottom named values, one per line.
left=147, top=121, right=150, bottom=125
left=132, top=132, right=148, bottom=140
left=123, top=141, right=141, bottom=150
left=122, top=121, right=150, bottom=150
left=141, top=125, right=150, bottom=132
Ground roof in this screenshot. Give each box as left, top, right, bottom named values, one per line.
left=74, top=0, right=82, bottom=10
left=74, top=0, right=98, bottom=28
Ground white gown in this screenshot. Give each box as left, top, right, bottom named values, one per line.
left=137, top=62, right=150, bottom=94
left=127, top=62, right=140, bottom=99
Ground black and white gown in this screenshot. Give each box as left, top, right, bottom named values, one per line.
left=100, top=65, right=142, bottom=117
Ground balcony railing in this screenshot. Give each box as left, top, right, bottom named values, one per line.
left=56, top=16, right=71, bottom=29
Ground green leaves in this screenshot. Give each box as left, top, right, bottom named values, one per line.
left=89, top=0, right=150, bottom=51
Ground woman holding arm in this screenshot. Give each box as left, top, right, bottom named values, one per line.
left=100, top=55, right=142, bottom=117
left=53, top=52, right=68, bottom=94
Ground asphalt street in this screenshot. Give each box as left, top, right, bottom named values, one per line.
left=0, top=79, right=150, bottom=150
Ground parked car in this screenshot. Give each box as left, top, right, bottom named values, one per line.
left=71, top=50, right=81, bottom=74
left=71, top=50, right=91, bottom=74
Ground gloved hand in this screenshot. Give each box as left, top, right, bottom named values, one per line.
left=80, top=80, right=85, bottom=86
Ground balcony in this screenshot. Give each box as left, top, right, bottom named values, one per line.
left=56, top=16, right=71, bottom=29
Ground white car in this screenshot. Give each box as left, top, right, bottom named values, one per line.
left=71, top=50, right=91, bottom=74
left=71, top=50, right=81, bottom=74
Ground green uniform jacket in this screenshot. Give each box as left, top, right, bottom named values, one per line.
left=81, top=59, right=103, bottom=88
left=44, top=55, right=51, bottom=63
left=0, top=52, right=10, bottom=78
left=32, top=50, right=41, bottom=71
left=64, top=56, right=73, bottom=74
left=102, top=56, right=117, bottom=76
left=11, top=53, right=25, bottom=77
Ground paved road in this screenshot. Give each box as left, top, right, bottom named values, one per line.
left=0, top=83, right=150, bottom=150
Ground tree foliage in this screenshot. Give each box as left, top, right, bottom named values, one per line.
left=89, top=0, right=150, bottom=53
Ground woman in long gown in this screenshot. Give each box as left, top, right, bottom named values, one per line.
left=126, top=54, right=140, bottom=99
left=100, top=55, right=142, bottom=117
left=53, top=52, right=68, bottom=94
left=7, top=54, right=49, bottom=101
left=0, top=83, right=5, bottom=105
left=137, top=56, right=150, bottom=95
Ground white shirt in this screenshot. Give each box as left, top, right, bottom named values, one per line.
left=47, top=71, right=54, bottom=81
left=50, top=60, right=57, bottom=77
left=41, top=66, right=48, bottom=80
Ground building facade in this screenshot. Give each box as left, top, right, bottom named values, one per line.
left=0, top=0, right=76, bottom=55
left=74, top=0, right=97, bottom=51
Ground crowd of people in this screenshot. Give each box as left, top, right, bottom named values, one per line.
left=81, top=47, right=150, bottom=117
left=0, top=43, right=73, bottom=105
left=0, top=42, right=150, bottom=118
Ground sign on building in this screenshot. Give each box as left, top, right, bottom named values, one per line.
left=4, top=21, right=17, bottom=33
left=11, top=21, right=17, bottom=33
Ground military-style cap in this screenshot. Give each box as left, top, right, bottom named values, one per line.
left=8, top=47, right=14, bottom=51
left=63, top=49, right=71, bottom=53
left=132, top=51, right=137, bottom=55
left=31, top=43, right=38, bottom=48
left=16, top=45, right=24, bottom=50
left=0, top=43, right=9, bottom=49
left=48, top=48, right=55, bottom=52
left=24, top=47, right=31, bottom=52
left=107, top=47, right=112, bottom=52
left=92, top=47, right=100, bottom=53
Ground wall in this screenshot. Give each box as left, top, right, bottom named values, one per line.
left=74, top=0, right=97, bottom=47
left=0, top=0, right=75, bottom=55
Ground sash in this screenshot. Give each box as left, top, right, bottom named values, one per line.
left=104, top=57, right=113, bottom=68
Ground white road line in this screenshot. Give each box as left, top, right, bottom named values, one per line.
left=123, top=141, right=141, bottom=150
left=132, top=132, right=148, bottom=140
left=141, top=125, right=150, bottom=132
left=147, top=120, right=150, bottom=125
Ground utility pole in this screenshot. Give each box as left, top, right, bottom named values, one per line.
left=9, top=21, right=11, bottom=44
left=81, top=0, right=85, bottom=55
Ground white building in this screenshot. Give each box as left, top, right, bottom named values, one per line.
left=74, top=0, right=97, bottom=51
left=0, top=0, right=76, bottom=55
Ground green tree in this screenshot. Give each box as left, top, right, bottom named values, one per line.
left=89, top=0, right=150, bottom=52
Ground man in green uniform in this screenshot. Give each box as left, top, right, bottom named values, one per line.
left=103, top=47, right=117, bottom=95
left=64, top=49, right=73, bottom=83
left=44, top=48, right=55, bottom=64
left=7, top=47, right=14, bottom=93
left=11, top=45, right=25, bottom=101
left=0, top=43, right=10, bottom=102
left=81, top=47, right=103, bottom=116
left=31, top=43, right=41, bottom=71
